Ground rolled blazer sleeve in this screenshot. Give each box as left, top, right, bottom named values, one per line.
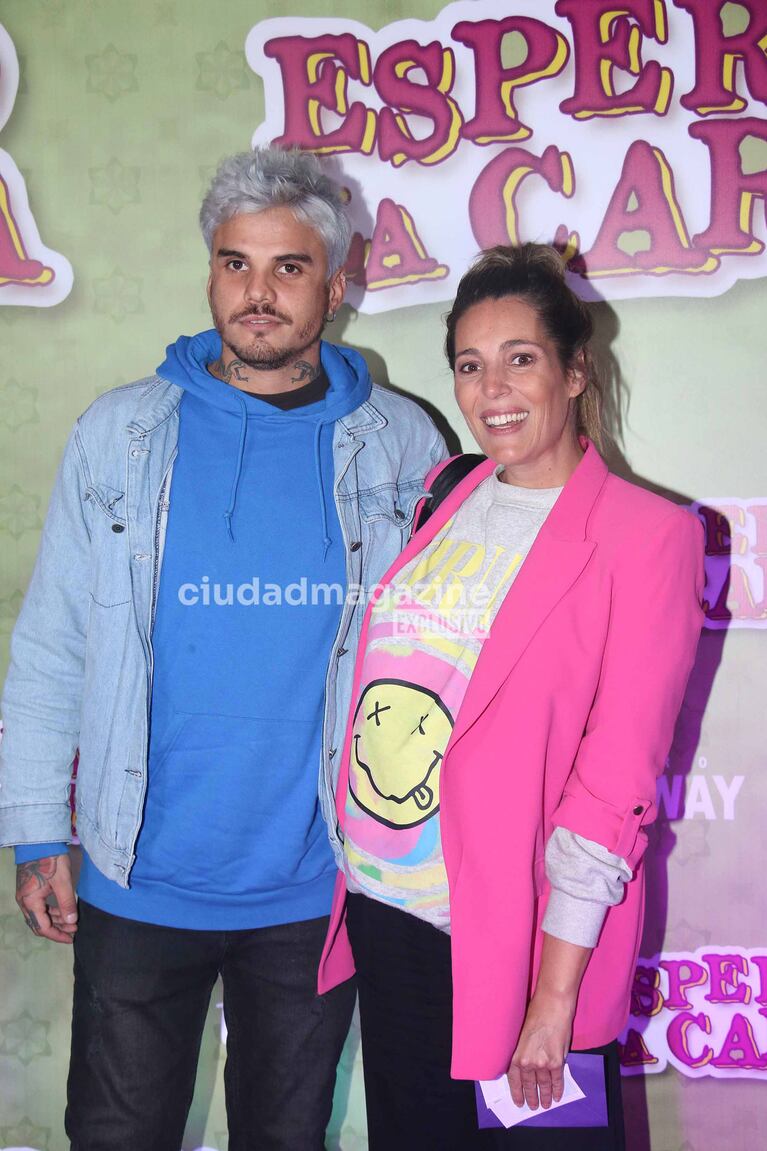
left=551, top=506, right=705, bottom=871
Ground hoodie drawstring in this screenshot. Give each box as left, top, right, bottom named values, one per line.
left=157, top=334, right=371, bottom=552
left=225, top=401, right=332, bottom=560
left=224, top=394, right=248, bottom=542
left=314, top=420, right=332, bottom=561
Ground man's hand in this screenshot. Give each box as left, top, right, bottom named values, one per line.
left=15, top=854, right=78, bottom=943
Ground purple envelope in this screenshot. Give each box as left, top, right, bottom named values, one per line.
left=476, top=1053, right=608, bottom=1129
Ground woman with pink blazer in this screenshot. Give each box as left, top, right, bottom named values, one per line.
left=319, top=244, right=704, bottom=1149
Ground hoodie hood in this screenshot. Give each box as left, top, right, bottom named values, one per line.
left=157, top=328, right=371, bottom=423
left=156, top=329, right=372, bottom=545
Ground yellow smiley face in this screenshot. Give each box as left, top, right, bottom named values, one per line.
left=348, top=679, right=454, bottom=829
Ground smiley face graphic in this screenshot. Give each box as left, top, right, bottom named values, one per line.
left=348, top=679, right=454, bottom=829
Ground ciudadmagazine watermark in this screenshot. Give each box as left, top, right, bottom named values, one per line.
left=176, top=578, right=494, bottom=636
left=179, top=576, right=357, bottom=608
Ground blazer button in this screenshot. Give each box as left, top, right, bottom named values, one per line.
left=111, top=524, right=125, bottom=533
left=633, top=805, right=644, bottom=815
left=350, top=540, right=361, bottom=552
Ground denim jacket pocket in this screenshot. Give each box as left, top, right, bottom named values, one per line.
left=85, top=483, right=125, bottom=522
left=85, top=484, right=132, bottom=608
left=358, top=480, right=422, bottom=530
left=358, top=481, right=425, bottom=588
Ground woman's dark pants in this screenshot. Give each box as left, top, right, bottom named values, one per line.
left=345, top=892, right=626, bottom=1151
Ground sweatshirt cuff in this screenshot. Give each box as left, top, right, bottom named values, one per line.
left=541, top=887, right=608, bottom=949
left=14, top=842, right=69, bottom=865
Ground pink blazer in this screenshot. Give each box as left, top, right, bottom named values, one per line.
left=318, top=442, right=705, bottom=1079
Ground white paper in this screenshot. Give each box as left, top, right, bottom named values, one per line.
left=479, top=1063, right=585, bottom=1129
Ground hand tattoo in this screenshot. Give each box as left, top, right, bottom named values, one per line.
left=15, top=855, right=75, bottom=942
left=210, top=356, right=249, bottom=384
left=290, top=360, right=320, bottom=385
left=16, top=856, right=58, bottom=896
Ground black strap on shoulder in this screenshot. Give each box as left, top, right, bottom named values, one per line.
left=415, top=453, right=486, bottom=532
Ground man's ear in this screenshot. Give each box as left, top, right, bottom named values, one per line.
left=327, top=268, right=346, bottom=316
left=206, top=271, right=213, bottom=307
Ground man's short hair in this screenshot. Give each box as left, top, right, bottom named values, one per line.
left=200, top=147, right=352, bottom=277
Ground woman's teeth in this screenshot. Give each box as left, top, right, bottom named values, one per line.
left=483, top=412, right=529, bottom=427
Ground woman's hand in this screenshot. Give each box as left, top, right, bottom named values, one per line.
left=507, top=932, right=591, bottom=1109
left=507, top=987, right=574, bottom=1109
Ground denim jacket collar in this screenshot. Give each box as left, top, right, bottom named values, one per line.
left=337, top=400, right=387, bottom=437
left=125, top=376, right=182, bottom=437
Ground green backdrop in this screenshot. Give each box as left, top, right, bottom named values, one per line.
left=1, top=2, right=766, bottom=1148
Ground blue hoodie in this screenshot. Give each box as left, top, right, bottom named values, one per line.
left=75, top=329, right=371, bottom=928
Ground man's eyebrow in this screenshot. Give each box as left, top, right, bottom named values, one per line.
left=214, top=249, right=315, bottom=264
left=274, top=252, right=313, bottom=265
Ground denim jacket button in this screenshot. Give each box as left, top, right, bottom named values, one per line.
left=111, top=524, right=125, bottom=534
left=350, top=540, right=361, bottom=552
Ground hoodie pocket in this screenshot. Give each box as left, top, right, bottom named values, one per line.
left=139, top=713, right=330, bottom=895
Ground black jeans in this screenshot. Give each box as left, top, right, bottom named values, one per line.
left=345, top=893, right=626, bottom=1151
left=65, top=901, right=356, bottom=1151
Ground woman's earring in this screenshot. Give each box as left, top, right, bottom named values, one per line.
left=324, top=310, right=336, bottom=323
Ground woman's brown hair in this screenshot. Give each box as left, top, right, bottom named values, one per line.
left=445, top=244, right=605, bottom=450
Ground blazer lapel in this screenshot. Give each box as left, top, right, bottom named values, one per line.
left=448, top=443, right=609, bottom=748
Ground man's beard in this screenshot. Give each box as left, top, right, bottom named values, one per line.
left=212, top=303, right=326, bottom=372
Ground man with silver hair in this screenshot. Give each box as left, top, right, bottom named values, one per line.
left=1, top=146, right=446, bottom=1149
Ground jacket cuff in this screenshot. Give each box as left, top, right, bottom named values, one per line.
left=0, top=803, right=74, bottom=850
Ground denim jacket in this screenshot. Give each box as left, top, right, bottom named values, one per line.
left=0, top=370, right=446, bottom=884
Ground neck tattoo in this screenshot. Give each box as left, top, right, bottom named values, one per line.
left=208, top=354, right=321, bottom=392
left=290, top=359, right=320, bottom=386
left=210, top=356, right=249, bottom=384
